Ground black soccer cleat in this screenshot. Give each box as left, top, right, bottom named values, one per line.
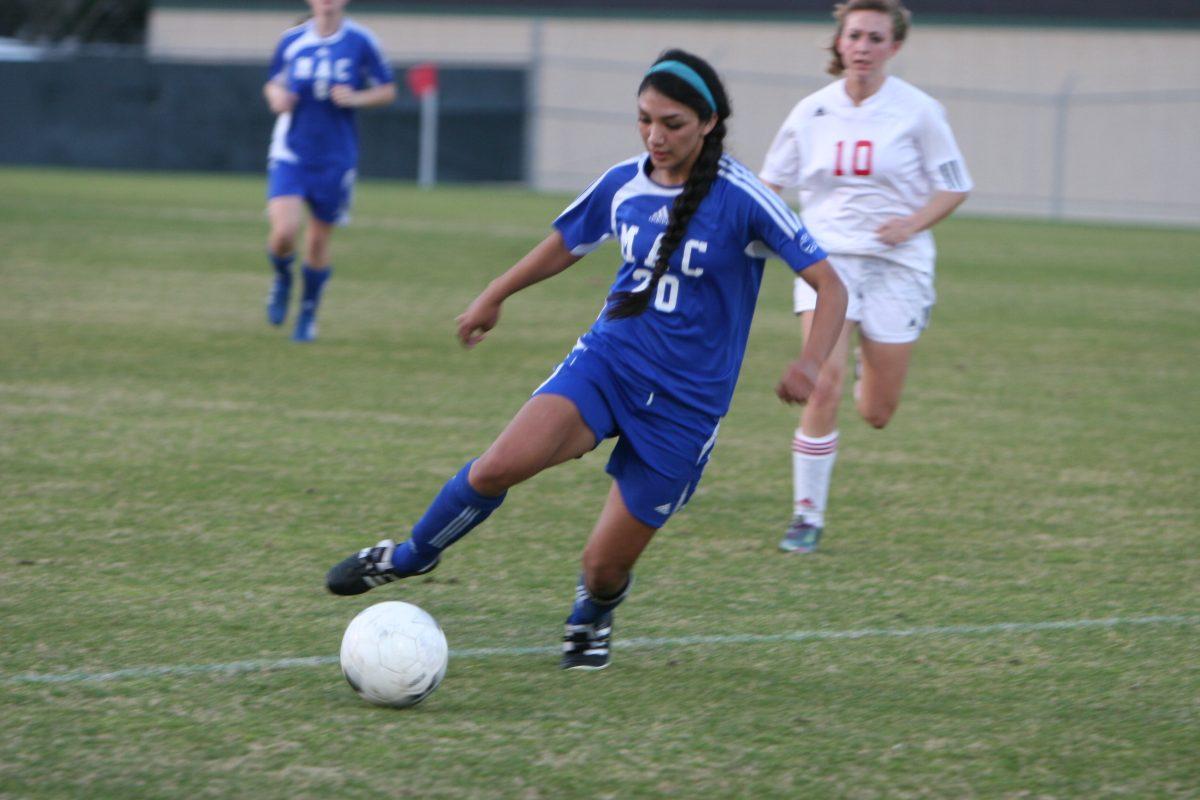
left=560, top=614, right=613, bottom=671
left=325, top=538, right=439, bottom=596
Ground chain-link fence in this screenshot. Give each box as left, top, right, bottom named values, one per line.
left=7, top=5, right=1199, bottom=224
left=530, top=47, right=1200, bottom=225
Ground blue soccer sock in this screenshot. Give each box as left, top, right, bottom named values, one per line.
left=300, top=264, right=331, bottom=311
left=269, top=252, right=295, bottom=281
left=566, top=573, right=633, bottom=626
left=391, top=460, right=506, bottom=573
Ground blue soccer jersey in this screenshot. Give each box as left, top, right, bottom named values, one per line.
left=554, top=153, right=828, bottom=418
left=266, top=19, right=393, bottom=168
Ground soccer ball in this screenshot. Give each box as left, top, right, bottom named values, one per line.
left=339, top=601, right=449, bottom=708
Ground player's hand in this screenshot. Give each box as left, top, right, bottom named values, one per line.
left=776, top=359, right=820, bottom=405
left=330, top=84, right=358, bottom=107
left=267, top=89, right=298, bottom=115
left=876, top=216, right=918, bottom=246
left=455, top=295, right=502, bottom=348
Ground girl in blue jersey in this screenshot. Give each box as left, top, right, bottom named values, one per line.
left=327, top=50, right=848, bottom=670
left=263, top=0, right=396, bottom=342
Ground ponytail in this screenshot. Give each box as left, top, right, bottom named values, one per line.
left=605, top=124, right=726, bottom=319
left=605, top=49, right=730, bottom=321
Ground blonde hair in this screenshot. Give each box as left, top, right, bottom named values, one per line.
left=826, top=0, right=912, bottom=76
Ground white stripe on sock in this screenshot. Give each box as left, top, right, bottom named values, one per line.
left=428, top=507, right=482, bottom=549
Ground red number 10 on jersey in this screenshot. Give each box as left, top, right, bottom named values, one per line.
left=834, top=140, right=874, bottom=176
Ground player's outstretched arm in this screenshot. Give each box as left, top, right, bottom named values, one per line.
left=777, top=259, right=847, bottom=404
left=456, top=231, right=582, bottom=348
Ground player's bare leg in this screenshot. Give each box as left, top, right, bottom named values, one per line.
left=304, top=216, right=334, bottom=269
left=469, top=394, right=598, bottom=495
left=267, top=196, right=303, bottom=257
left=562, top=483, right=658, bottom=670
left=855, top=335, right=915, bottom=429
left=799, top=315, right=854, bottom=436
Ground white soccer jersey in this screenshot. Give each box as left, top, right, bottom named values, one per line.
left=761, top=76, right=972, bottom=273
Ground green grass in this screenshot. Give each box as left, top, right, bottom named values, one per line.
left=1, top=166, right=1197, bottom=799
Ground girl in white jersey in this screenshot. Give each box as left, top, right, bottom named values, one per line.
left=325, top=50, right=846, bottom=671
left=760, top=0, right=972, bottom=553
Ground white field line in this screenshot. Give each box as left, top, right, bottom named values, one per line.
left=5, top=614, right=1196, bottom=686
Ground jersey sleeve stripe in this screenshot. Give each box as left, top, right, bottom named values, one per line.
left=721, top=156, right=800, bottom=220
left=558, top=175, right=605, bottom=219
left=558, top=156, right=640, bottom=221
left=720, top=170, right=799, bottom=236
left=345, top=20, right=388, bottom=62
left=566, top=236, right=611, bottom=256
left=718, top=169, right=801, bottom=238
left=719, top=158, right=803, bottom=233
left=938, top=160, right=968, bottom=191
left=283, top=29, right=320, bottom=61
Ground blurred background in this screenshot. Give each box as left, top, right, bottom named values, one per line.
left=1, top=0, right=1198, bottom=224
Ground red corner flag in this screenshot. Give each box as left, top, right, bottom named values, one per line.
left=406, top=63, right=439, bottom=98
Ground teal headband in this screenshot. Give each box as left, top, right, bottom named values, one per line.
left=645, top=60, right=717, bottom=113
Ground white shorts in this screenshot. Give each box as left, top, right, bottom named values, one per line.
left=794, top=254, right=935, bottom=344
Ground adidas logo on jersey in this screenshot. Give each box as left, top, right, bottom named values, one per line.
left=813, top=106, right=827, bottom=117
left=654, top=503, right=673, bottom=515
left=649, top=205, right=670, bottom=225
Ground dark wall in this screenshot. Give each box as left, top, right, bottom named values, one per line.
left=0, top=56, right=526, bottom=181
left=154, top=0, right=1200, bottom=24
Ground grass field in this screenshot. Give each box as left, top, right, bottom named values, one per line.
left=1, top=166, right=1197, bottom=799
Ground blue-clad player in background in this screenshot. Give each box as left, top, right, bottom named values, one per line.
left=326, top=50, right=848, bottom=670
left=263, top=0, right=396, bottom=342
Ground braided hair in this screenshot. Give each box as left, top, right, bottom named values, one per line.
left=605, top=49, right=731, bottom=320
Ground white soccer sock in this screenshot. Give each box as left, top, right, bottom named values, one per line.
left=792, top=429, right=839, bottom=527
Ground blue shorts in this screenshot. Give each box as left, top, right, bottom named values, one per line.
left=532, top=344, right=720, bottom=529
left=267, top=160, right=356, bottom=225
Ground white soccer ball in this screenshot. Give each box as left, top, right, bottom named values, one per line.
left=339, top=601, right=449, bottom=708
